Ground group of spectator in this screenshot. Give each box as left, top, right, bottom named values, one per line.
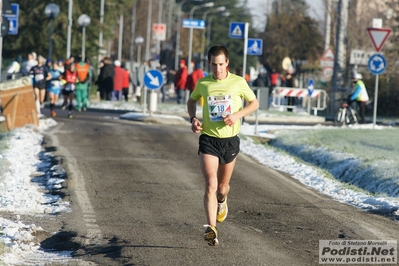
left=17, top=52, right=95, bottom=118
left=8, top=52, right=136, bottom=118
left=173, top=59, right=206, bottom=104
left=96, top=57, right=132, bottom=102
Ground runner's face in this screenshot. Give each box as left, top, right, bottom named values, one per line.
left=209, top=54, right=229, bottom=80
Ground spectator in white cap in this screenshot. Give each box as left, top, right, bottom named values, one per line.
left=113, top=60, right=124, bottom=101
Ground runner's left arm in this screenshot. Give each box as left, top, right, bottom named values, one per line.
left=223, top=98, right=259, bottom=126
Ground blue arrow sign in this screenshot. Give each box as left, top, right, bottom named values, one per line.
left=368, top=53, right=386, bottom=75
left=144, top=69, right=164, bottom=90
left=4, top=4, right=18, bottom=35
left=307, top=78, right=315, bottom=96
left=229, top=22, right=245, bottom=39
left=247, top=38, right=262, bottom=55
left=182, top=19, right=205, bottom=29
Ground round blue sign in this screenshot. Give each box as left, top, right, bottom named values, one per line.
left=368, top=54, right=387, bottom=75
left=144, top=69, right=164, bottom=90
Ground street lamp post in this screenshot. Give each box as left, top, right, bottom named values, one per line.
left=188, top=2, right=214, bottom=73
left=97, top=0, right=105, bottom=74
left=66, top=0, right=73, bottom=59
left=174, top=0, right=203, bottom=70
left=78, top=14, right=91, bottom=60
left=44, top=3, right=60, bottom=61
left=135, top=36, right=144, bottom=63
left=200, top=6, right=225, bottom=69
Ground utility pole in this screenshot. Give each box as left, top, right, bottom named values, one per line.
left=145, top=0, right=153, bottom=61
left=129, top=2, right=137, bottom=73
left=331, top=0, right=348, bottom=114
left=324, top=0, right=332, bottom=50
left=66, top=0, right=73, bottom=59
left=118, top=10, right=123, bottom=61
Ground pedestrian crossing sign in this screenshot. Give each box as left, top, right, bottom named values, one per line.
left=247, top=39, right=262, bottom=56
left=229, top=22, right=245, bottom=39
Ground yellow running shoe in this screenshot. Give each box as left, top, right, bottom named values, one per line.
left=203, top=225, right=219, bottom=246
left=217, top=197, right=228, bottom=223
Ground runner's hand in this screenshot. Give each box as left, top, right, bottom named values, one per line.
left=222, top=114, right=238, bottom=127
left=191, top=118, right=202, bottom=133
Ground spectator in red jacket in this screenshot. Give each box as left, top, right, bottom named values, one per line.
left=121, top=62, right=131, bottom=102
left=270, top=68, right=279, bottom=93
left=174, top=59, right=188, bottom=104
left=187, top=63, right=204, bottom=95
left=113, top=60, right=125, bottom=101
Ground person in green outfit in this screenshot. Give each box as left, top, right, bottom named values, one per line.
left=75, top=56, right=92, bottom=111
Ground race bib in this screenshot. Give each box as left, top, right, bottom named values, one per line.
left=207, top=95, right=233, bottom=122
left=65, top=83, right=75, bottom=91
left=51, top=80, right=60, bottom=88
left=35, top=74, right=44, bottom=82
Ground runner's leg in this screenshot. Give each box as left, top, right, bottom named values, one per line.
left=200, top=152, right=219, bottom=226
left=217, top=158, right=236, bottom=202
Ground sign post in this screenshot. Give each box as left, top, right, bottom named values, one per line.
left=307, top=78, right=314, bottom=114
left=367, top=28, right=391, bottom=52
left=247, top=38, right=262, bottom=56
left=229, top=22, right=248, bottom=79
left=4, top=3, right=18, bottom=35
left=367, top=27, right=390, bottom=128
left=320, top=48, right=334, bottom=81
left=143, top=69, right=164, bottom=116
left=152, top=23, right=166, bottom=41
left=368, top=54, right=386, bottom=128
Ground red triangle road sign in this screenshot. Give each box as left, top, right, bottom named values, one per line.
left=367, top=28, right=391, bottom=52
left=321, top=47, right=334, bottom=61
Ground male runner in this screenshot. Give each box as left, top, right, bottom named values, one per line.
left=187, top=44, right=259, bottom=246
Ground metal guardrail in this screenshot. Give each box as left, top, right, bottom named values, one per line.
left=271, top=87, right=327, bottom=115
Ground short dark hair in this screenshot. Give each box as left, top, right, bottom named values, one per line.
left=208, top=45, right=229, bottom=63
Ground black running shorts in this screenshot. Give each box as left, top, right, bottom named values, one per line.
left=198, top=134, right=240, bottom=164
left=34, top=81, right=46, bottom=90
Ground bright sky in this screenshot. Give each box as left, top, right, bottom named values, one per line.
left=246, top=0, right=325, bottom=30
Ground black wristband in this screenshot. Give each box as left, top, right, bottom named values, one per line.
left=190, top=116, right=197, bottom=123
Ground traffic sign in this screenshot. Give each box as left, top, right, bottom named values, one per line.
left=229, top=22, right=245, bottom=39
left=322, top=67, right=333, bottom=79
left=320, top=47, right=334, bottom=67
left=152, top=23, right=166, bottom=41
left=2, top=0, right=14, bottom=16
left=182, top=19, right=205, bottom=29
left=368, top=53, right=386, bottom=75
left=4, top=3, right=18, bottom=35
left=320, top=47, right=334, bottom=81
left=247, top=38, right=262, bottom=55
left=321, top=47, right=334, bottom=61
left=144, top=69, right=164, bottom=90
left=349, top=49, right=374, bottom=66
left=307, top=78, right=314, bottom=96
left=367, top=28, right=391, bottom=52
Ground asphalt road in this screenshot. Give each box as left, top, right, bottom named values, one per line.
left=39, top=109, right=398, bottom=266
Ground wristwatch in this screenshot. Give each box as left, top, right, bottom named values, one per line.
left=190, top=116, right=197, bottom=123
